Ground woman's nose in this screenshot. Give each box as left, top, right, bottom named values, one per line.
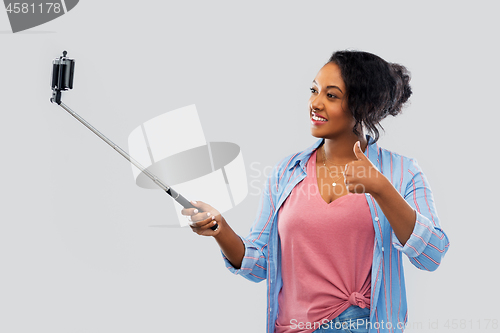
left=310, top=94, right=323, bottom=111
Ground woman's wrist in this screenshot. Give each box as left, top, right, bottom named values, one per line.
left=213, top=215, right=227, bottom=239
left=212, top=215, right=245, bottom=269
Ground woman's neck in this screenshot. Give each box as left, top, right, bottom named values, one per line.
left=322, top=133, right=368, bottom=165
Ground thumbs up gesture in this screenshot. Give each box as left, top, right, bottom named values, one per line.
left=344, top=141, right=384, bottom=195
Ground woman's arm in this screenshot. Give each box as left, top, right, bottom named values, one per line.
left=182, top=157, right=287, bottom=281
left=345, top=141, right=416, bottom=245
left=213, top=217, right=246, bottom=269
left=186, top=206, right=245, bottom=269
left=370, top=176, right=416, bottom=246
left=184, top=197, right=272, bottom=281
left=345, top=141, right=450, bottom=271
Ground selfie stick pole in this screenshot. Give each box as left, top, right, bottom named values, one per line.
left=50, top=51, right=218, bottom=230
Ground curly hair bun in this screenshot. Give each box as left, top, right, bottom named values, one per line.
left=388, top=63, right=412, bottom=116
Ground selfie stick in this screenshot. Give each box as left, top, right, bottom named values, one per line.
left=50, top=51, right=218, bottom=230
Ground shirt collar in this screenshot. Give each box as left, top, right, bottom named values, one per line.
left=289, top=134, right=379, bottom=172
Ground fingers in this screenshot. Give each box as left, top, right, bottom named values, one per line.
left=181, top=207, right=199, bottom=217
left=344, top=166, right=362, bottom=193
left=181, top=207, right=208, bottom=220
left=181, top=201, right=211, bottom=220
left=189, top=200, right=213, bottom=214
left=344, top=181, right=366, bottom=194
left=181, top=200, right=222, bottom=237
left=189, top=211, right=214, bottom=224
left=344, top=161, right=357, bottom=179
left=188, top=214, right=208, bottom=227
left=189, top=214, right=222, bottom=237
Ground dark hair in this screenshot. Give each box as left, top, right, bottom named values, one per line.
left=328, top=50, right=412, bottom=142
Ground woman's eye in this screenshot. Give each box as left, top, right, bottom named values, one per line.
left=327, top=93, right=337, bottom=99
left=310, top=87, right=316, bottom=93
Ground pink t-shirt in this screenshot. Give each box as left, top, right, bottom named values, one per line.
left=274, top=149, right=374, bottom=333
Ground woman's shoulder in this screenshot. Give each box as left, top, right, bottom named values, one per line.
left=271, top=151, right=302, bottom=177
left=272, top=140, right=322, bottom=174
left=376, top=145, right=424, bottom=179
left=378, top=146, right=414, bottom=163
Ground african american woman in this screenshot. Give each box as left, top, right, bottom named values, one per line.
left=182, top=50, right=450, bottom=333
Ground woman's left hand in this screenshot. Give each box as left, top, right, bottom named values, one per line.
left=344, top=141, right=387, bottom=195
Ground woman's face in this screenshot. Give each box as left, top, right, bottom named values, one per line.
left=309, top=62, right=356, bottom=139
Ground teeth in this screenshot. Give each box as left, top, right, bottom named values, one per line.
left=312, top=115, right=327, bottom=122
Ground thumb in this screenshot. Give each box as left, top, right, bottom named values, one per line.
left=190, top=200, right=219, bottom=216
left=353, top=141, right=367, bottom=160
left=190, top=200, right=208, bottom=211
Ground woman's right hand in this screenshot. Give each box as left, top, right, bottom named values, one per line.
left=181, top=200, right=223, bottom=237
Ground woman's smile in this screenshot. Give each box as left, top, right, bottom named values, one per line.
left=311, top=111, right=328, bottom=125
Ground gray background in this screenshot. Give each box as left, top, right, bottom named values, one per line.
left=1, top=1, right=498, bottom=332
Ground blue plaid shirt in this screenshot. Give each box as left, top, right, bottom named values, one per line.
left=221, top=135, right=450, bottom=333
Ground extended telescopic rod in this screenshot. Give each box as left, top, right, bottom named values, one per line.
left=56, top=102, right=193, bottom=207
left=50, top=51, right=218, bottom=230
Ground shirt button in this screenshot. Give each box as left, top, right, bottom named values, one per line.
left=375, top=217, right=379, bottom=221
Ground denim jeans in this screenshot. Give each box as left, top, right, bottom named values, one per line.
left=311, top=305, right=370, bottom=333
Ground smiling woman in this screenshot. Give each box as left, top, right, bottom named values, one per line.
left=181, top=50, right=450, bottom=333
